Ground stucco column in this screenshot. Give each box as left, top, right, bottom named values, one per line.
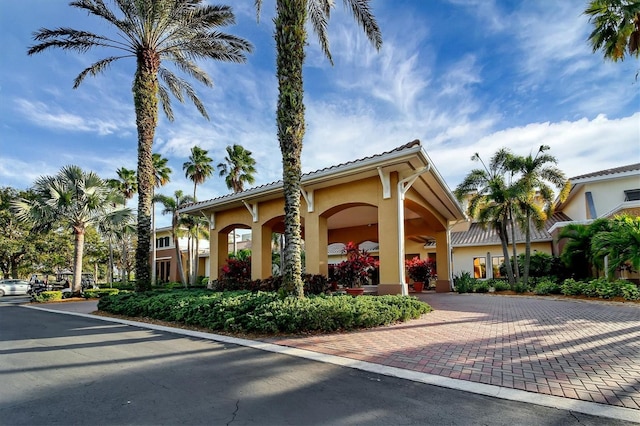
left=251, top=223, right=273, bottom=280
left=304, top=213, right=328, bottom=276
left=215, top=231, right=228, bottom=280
left=377, top=172, right=403, bottom=295
left=434, top=230, right=451, bottom=292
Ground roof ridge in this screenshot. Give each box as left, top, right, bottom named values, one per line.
left=570, top=163, right=640, bottom=180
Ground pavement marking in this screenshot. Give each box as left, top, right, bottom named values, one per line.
left=24, top=304, right=640, bottom=424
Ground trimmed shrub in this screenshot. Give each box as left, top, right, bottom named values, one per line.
left=473, top=281, right=490, bottom=293
left=533, top=279, right=561, bottom=295
left=513, top=281, right=530, bottom=294
left=98, top=291, right=432, bottom=334
left=32, top=291, right=63, bottom=302
left=615, top=280, right=639, bottom=300
left=489, top=279, right=511, bottom=292
left=83, top=288, right=119, bottom=298
left=561, top=278, right=584, bottom=296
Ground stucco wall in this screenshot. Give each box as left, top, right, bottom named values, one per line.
left=452, top=242, right=552, bottom=279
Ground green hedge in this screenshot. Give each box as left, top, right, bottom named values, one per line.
left=561, top=278, right=639, bottom=300
left=32, top=291, right=63, bottom=302
left=97, top=291, right=432, bottom=334
left=83, top=288, right=121, bottom=299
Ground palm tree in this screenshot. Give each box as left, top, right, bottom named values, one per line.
left=591, top=215, right=640, bottom=278
left=107, top=167, right=138, bottom=282
left=255, top=0, right=382, bottom=297
left=28, top=0, right=252, bottom=291
left=12, top=165, right=131, bottom=294
left=183, top=146, right=213, bottom=284
left=183, top=146, right=214, bottom=199
left=151, top=153, right=172, bottom=286
left=508, top=146, right=570, bottom=285
left=154, top=190, right=195, bottom=287
left=217, top=144, right=257, bottom=193
left=558, top=219, right=611, bottom=279
left=455, top=149, right=521, bottom=286
left=585, top=0, right=640, bottom=62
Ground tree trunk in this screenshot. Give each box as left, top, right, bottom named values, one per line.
left=523, top=212, right=532, bottom=285
left=173, top=229, right=187, bottom=287
left=497, top=221, right=515, bottom=286
left=133, top=49, right=160, bottom=292
left=275, top=0, right=306, bottom=298
left=509, top=207, right=519, bottom=282
left=151, top=202, right=156, bottom=286
left=186, top=233, right=192, bottom=288
left=72, top=227, right=85, bottom=294
left=108, top=237, right=114, bottom=287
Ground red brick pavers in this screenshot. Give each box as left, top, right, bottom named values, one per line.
left=264, top=293, right=640, bottom=410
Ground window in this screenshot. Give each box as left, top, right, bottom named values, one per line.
left=624, top=189, right=640, bottom=201
left=492, top=256, right=504, bottom=278
left=156, top=260, right=171, bottom=283
left=156, top=236, right=171, bottom=248
left=473, top=257, right=486, bottom=279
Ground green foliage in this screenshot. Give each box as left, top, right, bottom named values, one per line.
left=453, top=271, right=476, bottom=293
left=488, top=279, right=510, bottom=292
left=616, top=280, right=640, bottom=300
left=513, top=281, right=530, bottom=294
left=32, top=291, right=62, bottom=302
left=83, top=288, right=119, bottom=298
left=219, top=257, right=252, bottom=289
left=98, top=291, right=431, bottom=334
left=472, top=280, right=490, bottom=293
left=561, top=278, right=584, bottom=296
left=561, top=277, right=640, bottom=301
left=533, top=279, right=561, bottom=295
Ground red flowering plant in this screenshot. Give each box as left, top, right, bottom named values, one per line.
left=405, top=257, right=435, bottom=283
left=334, top=242, right=379, bottom=288
left=219, top=257, right=252, bottom=290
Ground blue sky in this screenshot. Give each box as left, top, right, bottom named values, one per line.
left=1, top=0, right=639, bottom=228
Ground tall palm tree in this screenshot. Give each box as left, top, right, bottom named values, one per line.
left=183, top=145, right=213, bottom=284
left=12, top=165, right=131, bottom=294
left=255, top=0, right=382, bottom=297
left=107, top=167, right=138, bottom=282
left=183, top=146, right=214, bottom=199
left=154, top=190, right=195, bottom=287
left=455, top=149, right=522, bottom=286
left=151, top=153, right=172, bottom=286
left=585, top=0, right=640, bottom=62
left=217, top=144, right=257, bottom=193
left=28, top=0, right=252, bottom=291
left=508, top=146, right=570, bottom=285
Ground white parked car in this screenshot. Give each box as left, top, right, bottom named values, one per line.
left=0, top=279, right=31, bottom=296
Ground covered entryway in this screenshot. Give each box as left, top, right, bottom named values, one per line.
left=179, top=140, right=466, bottom=294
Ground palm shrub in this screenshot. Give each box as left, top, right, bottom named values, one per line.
left=454, top=271, right=475, bottom=293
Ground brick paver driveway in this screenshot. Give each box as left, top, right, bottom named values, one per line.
left=266, top=293, right=640, bottom=410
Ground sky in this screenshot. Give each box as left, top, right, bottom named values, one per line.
left=1, top=0, right=639, bottom=229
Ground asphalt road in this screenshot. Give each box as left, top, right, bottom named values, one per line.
left=0, top=301, right=636, bottom=426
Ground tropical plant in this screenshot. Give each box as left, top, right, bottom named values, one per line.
left=255, top=0, right=382, bottom=297
left=107, top=167, right=138, bottom=282
left=334, top=242, right=378, bottom=288
left=453, top=271, right=475, bottom=293
left=12, top=166, right=131, bottom=294
left=28, top=0, right=252, bottom=290
left=455, top=149, right=522, bottom=286
left=591, top=214, right=640, bottom=278
left=585, top=0, right=640, bottom=62
left=151, top=153, right=172, bottom=285
left=508, top=145, right=570, bottom=285
left=217, top=144, right=257, bottom=193
left=154, top=190, right=196, bottom=287
left=557, top=218, right=611, bottom=279
left=405, top=257, right=435, bottom=283
left=183, top=145, right=214, bottom=285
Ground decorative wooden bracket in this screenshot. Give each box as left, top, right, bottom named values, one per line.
left=300, top=187, right=314, bottom=212
left=377, top=167, right=391, bottom=199
left=242, top=200, right=258, bottom=222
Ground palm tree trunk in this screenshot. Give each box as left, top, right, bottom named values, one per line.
left=173, top=230, right=187, bottom=286
left=133, top=50, right=160, bottom=292
left=523, top=212, right=532, bottom=285
left=108, top=237, right=114, bottom=288
left=72, top=227, right=85, bottom=294
left=497, top=221, right=515, bottom=286
left=151, top=202, right=156, bottom=286
left=275, top=0, right=306, bottom=298
left=509, top=207, right=520, bottom=282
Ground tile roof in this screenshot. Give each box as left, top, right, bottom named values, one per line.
left=570, top=163, right=640, bottom=181
left=451, top=212, right=572, bottom=247
left=181, top=140, right=422, bottom=211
